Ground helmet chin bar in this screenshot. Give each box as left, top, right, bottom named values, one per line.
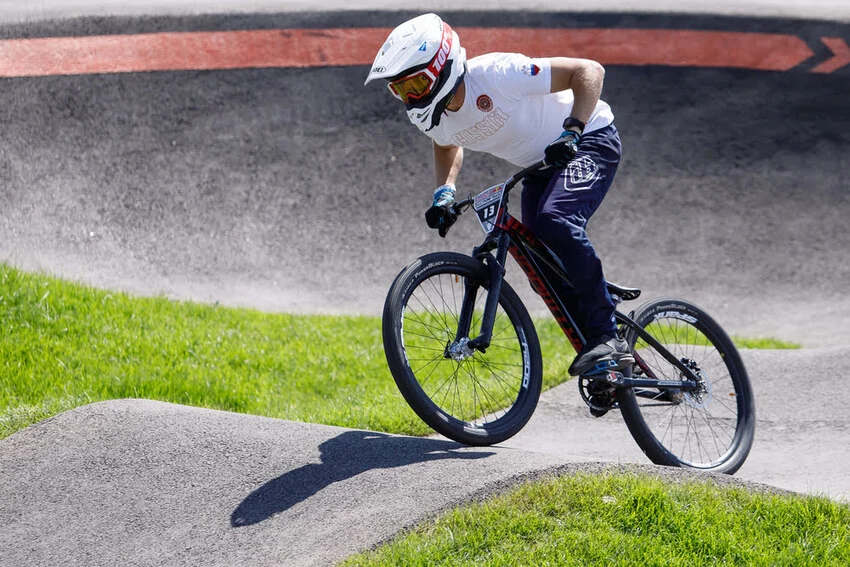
left=424, top=66, right=466, bottom=131
left=404, top=83, right=458, bottom=133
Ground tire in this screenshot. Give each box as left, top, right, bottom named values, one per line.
left=382, top=252, right=542, bottom=446
left=617, top=298, right=756, bottom=474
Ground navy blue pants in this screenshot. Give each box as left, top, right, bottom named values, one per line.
left=521, top=124, right=621, bottom=341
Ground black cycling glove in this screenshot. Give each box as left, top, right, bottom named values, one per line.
left=543, top=130, right=580, bottom=168
left=425, top=184, right=457, bottom=238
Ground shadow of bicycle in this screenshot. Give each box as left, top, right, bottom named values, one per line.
left=230, top=430, right=494, bottom=527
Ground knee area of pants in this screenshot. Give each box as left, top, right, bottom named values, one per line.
left=535, top=212, right=586, bottom=243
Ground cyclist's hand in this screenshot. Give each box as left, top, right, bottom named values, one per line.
left=544, top=130, right=580, bottom=168
left=425, top=183, right=457, bottom=237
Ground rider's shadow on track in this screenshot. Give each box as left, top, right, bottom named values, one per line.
left=230, top=430, right=494, bottom=527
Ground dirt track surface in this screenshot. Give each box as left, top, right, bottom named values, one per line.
left=1, top=8, right=849, bottom=566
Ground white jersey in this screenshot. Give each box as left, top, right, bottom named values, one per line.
left=425, top=52, right=614, bottom=167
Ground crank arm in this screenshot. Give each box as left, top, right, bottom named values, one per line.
left=625, top=378, right=699, bottom=390
left=586, top=371, right=699, bottom=392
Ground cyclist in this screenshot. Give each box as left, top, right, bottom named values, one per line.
left=365, top=13, right=634, bottom=376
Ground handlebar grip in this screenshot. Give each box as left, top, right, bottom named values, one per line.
left=449, top=196, right=473, bottom=215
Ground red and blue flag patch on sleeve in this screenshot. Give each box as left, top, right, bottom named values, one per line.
left=523, top=62, right=542, bottom=76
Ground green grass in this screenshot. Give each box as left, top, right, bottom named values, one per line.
left=0, top=264, right=800, bottom=438
left=343, top=471, right=850, bottom=566
left=733, top=336, right=801, bottom=349
left=0, top=264, right=800, bottom=439
left=643, top=322, right=800, bottom=350
left=0, top=264, right=575, bottom=439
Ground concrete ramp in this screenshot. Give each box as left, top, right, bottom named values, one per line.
left=0, top=400, right=588, bottom=566
left=0, top=399, right=789, bottom=566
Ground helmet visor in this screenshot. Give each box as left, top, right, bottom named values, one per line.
left=387, top=71, right=435, bottom=104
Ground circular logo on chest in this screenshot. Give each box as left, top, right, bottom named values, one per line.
left=476, top=94, right=493, bottom=112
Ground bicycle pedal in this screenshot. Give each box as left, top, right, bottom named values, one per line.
left=582, top=369, right=625, bottom=385
left=582, top=359, right=622, bottom=376
left=583, top=359, right=620, bottom=376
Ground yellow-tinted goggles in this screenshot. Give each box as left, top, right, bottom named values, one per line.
left=387, top=71, right=435, bottom=103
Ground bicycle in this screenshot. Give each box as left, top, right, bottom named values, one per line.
left=382, top=161, right=756, bottom=474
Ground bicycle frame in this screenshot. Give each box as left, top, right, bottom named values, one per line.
left=455, top=170, right=702, bottom=392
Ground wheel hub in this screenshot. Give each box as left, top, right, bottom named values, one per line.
left=446, top=337, right=476, bottom=361
left=681, top=358, right=712, bottom=409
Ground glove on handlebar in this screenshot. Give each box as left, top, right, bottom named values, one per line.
left=544, top=130, right=580, bottom=168
left=425, top=183, right=458, bottom=237
left=425, top=206, right=458, bottom=237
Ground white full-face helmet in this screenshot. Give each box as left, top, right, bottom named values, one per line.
left=364, top=13, right=466, bottom=132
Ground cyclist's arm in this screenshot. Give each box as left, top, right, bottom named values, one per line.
left=433, top=141, right=463, bottom=186
left=548, top=57, right=605, bottom=129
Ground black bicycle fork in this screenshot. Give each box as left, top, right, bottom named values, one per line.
left=454, top=232, right=510, bottom=353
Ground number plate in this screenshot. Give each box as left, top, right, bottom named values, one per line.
left=472, top=184, right=504, bottom=234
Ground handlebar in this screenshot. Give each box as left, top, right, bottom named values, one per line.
left=449, top=160, right=546, bottom=216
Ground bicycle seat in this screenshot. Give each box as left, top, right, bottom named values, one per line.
left=606, top=282, right=641, bottom=301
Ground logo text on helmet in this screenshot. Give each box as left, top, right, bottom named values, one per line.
left=426, top=24, right=454, bottom=80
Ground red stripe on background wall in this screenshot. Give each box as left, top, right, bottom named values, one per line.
left=0, top=27, right=816, bottom=78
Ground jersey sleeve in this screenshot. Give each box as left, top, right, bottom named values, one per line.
left=424, top=126, right=453, bottom=148
left=491, top=54, right=552, bottom=99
